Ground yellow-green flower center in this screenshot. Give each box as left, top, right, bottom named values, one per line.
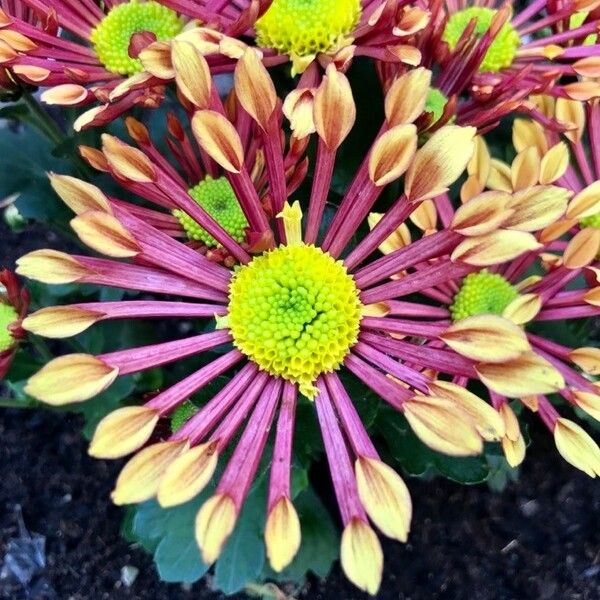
left=255, top=0, right=361, bottom=59
left=425, top=88, right=450, bottom=124
left=442, top=7, right=520, bottom=73
left=450, top=270, right=518, bottom=321
left=173, top=176, right=249, bottom=248
left=228, top=244, right=362, bottom=398
left=91, top=1, right=183, bottom=75
left=580, top=212, right=600, bottom=229
left=570, top=12, right=598, bottom=45
left=0, top=302, right=18, bottom=352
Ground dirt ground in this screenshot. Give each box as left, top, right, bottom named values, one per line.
left=1, top=223, right=600, bottom=600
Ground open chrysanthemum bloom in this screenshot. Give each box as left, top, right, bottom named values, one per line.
left=384, top=0, right=600, bottom=132
left=160, top=0, right=428, bottom=75
left=0, top=0, right=194, bottom=128
left=383, top=131, right=600, bottom=475
left=14, top=53, right=524, bottom=593
left=0, top=269, right=28, bottom=379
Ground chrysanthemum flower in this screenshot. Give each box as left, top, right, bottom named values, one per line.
left=160, top=0, right=428, bottom=75
left=0, top=269, right=28, bottom=379
left=376, top=0, right=600, bottom=132
left=505, top=96, right=600, bottom=263
left=14, top=54, right=520, bottom=593
left=388, top=131, right=600, bottom=474
left=0, top=0, right=194, bottom=128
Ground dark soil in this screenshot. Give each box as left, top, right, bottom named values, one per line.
left=1, top=408, right=599, bottom=600
left=2, top=222, right=600, bottom=600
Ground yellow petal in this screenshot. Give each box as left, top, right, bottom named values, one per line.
left=572, top=391, right=600, bottom=422
left=384, top=67, right=432, bottom=126
left=367, top=213, right=410, bottom=254
left=563, top=228, right=600, bottom=269
left=157, top=442, right=219, bottom=508
left=451, top=191, right=512, bottom=236
left=487, top=158, right=513, bottom=192
left=71, top=211, right=140, bottom=258
left=41, top=83, right=88, bottom=105
left=569, top=347, right=600, bottom=375
left=441, top=315, right=530, bottom=363
left=512, top=118, right=547, bottom=156
left=340, top=519, right=383, bottom=596
left=476, top=351, right=565, bottom=397
left=89, top=406, right=159, bottom=458
left=234, top=48, right=277, bottom=131
left=139, top=41, right=174, bottom=79
left=510, top=146, right=540, bottom=191
left=555, top=98, right=585, bottom=144
left=566, top=181, right=600, bottom=219
left=283, top=88, right=316, bottom=139
left=403, top=395, right=483, bottom=456
left=355, top=457, right=412, bottom=541
left=504, top=185, right=570, bottom=232
left=314, top=64, right=356, bottom=150
left=502, top=293, right=542, bottom=325
left=111, top=440, right=189, bottom=505
left=467, top=135, right=491, bottom=189
left=49, top=174, right=111, bottom=215
left=171, top=40, right=211, bottom=109
left=539, top=142, right=569, bottom=184
left=451, top=230, right=542, bottom=266
left=195, top=494, right=237, bottom=564
left=427, top=380, right=505, bottom=441
left=191, top=110, right=244, bottom=173
left=25, top=354, right=118, bottom=405
left=101, top=134, right=157, bottom=182
left=502, top=433, right=526, bottom=467
left=16, top=250, right=88, bottom=284
left=23, top=306, right=102, bottom=338
left=554, top=418, right=600, bottom=477
left=368, top=124, right=418, bottom=187
left=409, top=200, right=437, bottom=231
left=404, top=125, right=476, bottom=203
left=265, top=497, right=301, bottom=572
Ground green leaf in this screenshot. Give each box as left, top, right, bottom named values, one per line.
left=132, top=495, right=211, bottom=583
left=0, top=125, right=71, bottom=224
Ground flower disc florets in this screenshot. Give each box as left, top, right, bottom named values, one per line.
left=91, top=1, right=183, bottom=75
left=255, top=0, right=362, bottom=58
left=450, top=270, right=518, bottom=321
left=0, top=302, right=18, bottom=352
left=228, top=245, right=362, bottom=398
left=174, top=176, right=249, bottom=247
left=442, top=7, right=520, bottom=73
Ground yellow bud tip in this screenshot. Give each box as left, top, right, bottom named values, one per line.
left=404, top=395, right=484, bottom=457
left=195, top=494, right=237, bottom=564
left=340, top=519, right=383, bottom=595
left=265, top=497, right=301, bottom=572
left=277, top=201, right=303, bottom=246
left=428, top=380, right=506, bottom=442
left=554, top=418, right=600, bottom=478
left=88, top=406, right=159, bottom=459
left=25, top=354, right=118, bottom=406
left=355, top=457, right=412, bottom=542
left=157, top=442, right=219, bottom=508
left=111, top=440, right=189, bottom=505
left=23, top=306, right=102, bottom=339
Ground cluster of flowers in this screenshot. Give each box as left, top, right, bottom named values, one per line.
left=1, top=0, right=600, bottom=594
